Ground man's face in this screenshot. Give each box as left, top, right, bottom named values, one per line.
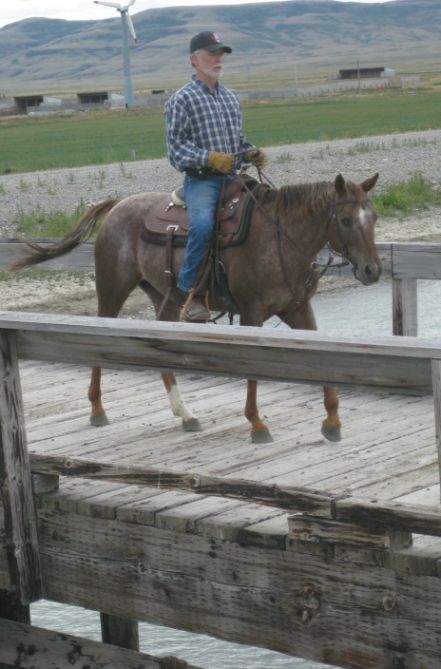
left=191, top=48, right=226, bottom=81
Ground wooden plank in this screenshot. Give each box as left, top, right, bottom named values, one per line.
left=100, top=612, right=139, bottom=652
left=336, top=497, right=441, bottom=537
left=29, top=453, right=338, bottom=517
left=0, top=330, right=41, bottom=604
left=392, top=278, right=418, bottom=336
left=0, top=239, right=95, bottom=271
left=433, top=359, right=441, bottom=503
left=34, top=506, right=441, bottom=669
left=0, top=311, right=437, bottom=393
left=288, top=515, right=412, bottom=549
left=392, top=243, right=441, bottom=280
left=0, top=618, right=203, bottom=669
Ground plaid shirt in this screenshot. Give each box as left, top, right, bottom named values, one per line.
left=165, top=75, right=253, bottom=173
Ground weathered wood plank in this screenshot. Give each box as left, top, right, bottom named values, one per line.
left=0, top=330, right=41, bottom=604
left=335, top=497, right=441, bottom=537
left=0, top=311, right=436, bottom=393
left=29, top=453, right=338, bottom=517
left=0, top=239, right=95, bottom=271
left=391, top=243, right=441, bottom=280
left=392, top=278, right=418, bottom=336
left=100, top=612, right=139, bottom=652
left=0, top=618, right=203, bottom=669
left=433, top=360, right=441, bottom=503
left=34, top=506, right=441, bottom=669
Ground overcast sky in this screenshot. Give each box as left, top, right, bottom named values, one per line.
left=0, top=0, right=397, bottom=30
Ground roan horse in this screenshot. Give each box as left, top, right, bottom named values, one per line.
left=10, top=172, right=382, bottom=444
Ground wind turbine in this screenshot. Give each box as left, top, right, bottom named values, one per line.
left=94, top=0, right=138, bottom=108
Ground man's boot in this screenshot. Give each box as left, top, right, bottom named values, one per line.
left=181, top=289, right=210, bottom=322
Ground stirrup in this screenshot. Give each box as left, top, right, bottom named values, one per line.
left=181, top=288, right=195, bottom=320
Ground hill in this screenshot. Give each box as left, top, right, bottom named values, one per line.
left=0, top=0, right=440, bottom=94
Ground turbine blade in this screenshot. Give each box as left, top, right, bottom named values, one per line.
left=128, top=0, right=137, bottom=6
left=94, top=1, right=122, bottom=8
left=126, top=13, right=138, bottom=43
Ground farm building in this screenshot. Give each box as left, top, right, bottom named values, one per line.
left=76, top=91, right=125, bottom=106
left=339, top=66, right=395, bottom=79
left=13, top=94, right=62, bottom=112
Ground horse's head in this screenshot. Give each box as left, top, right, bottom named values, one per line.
left=326, top=173, right=382, bottom=285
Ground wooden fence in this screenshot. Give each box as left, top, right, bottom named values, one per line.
left=2, top=239, right=440, bottom=336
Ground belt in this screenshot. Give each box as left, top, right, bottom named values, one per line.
left=184, top=166, right=229, bottom=179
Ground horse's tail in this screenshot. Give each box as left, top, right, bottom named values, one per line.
left=8, top=198, right=120, bottom=272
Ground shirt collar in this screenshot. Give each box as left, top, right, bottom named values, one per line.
left=191, top=74, right=220, bottom=96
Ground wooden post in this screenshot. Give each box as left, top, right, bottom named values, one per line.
left=100, top=612, right=139, bottom=651
left=0, top=329, right=41, bottom=606
left=432, top=360, right=441, bottom=502
left=392, top=278, right=417, bottom=336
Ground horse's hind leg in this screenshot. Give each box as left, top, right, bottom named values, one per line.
left=139, top=282, right=201, bottom=432
left=279, top=303, right=342, bottom=442
left=89, top=274, right=140, bottom=427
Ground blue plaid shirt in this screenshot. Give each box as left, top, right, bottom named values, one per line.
left=165, top=75, right=253, bottom=173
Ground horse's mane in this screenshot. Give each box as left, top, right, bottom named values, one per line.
left=257, top=181, right=337, bottom=218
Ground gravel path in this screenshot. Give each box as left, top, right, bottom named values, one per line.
left=0, top=128, right=440, bottom=316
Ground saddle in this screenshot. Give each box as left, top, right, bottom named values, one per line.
left=140, top=174, right=262, bottom=247
left=140, top=174, right=268, bottom=316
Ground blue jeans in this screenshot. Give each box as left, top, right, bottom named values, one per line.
left=178, top=174, right=234, bottom=292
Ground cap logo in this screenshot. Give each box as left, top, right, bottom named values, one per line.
left=210, top=33, right=221, bottom=43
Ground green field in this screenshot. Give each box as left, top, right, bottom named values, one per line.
left=1, top=88, right=441, bottom=174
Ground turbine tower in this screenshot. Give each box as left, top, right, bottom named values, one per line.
left=94, top=0, right=138, bottom=108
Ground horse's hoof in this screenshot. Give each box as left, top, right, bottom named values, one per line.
left=182, top=417, right=202, bottom=432
left=90, top=413, right=110, bottom=427
left=321, top=422, right=342, bottom=442
left=251, top=428, right=274, bottom=444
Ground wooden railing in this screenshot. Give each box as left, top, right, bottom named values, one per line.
left=1, top=312, right=441, bottom=668
left=2, top=239, right=440, bottom=336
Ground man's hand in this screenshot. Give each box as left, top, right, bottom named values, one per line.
left=208, top=151, right=235, bottom=173
left=247, top=149, right=267, bottom=170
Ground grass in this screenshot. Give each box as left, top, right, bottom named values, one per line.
left=12, top=201, right=88, bottom=238
left=1, top=88, right=441, bottom=173
left=372, top=173, right=441, bottom=217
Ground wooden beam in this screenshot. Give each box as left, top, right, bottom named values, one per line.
left=0, top=312, right=440, bottom=392
left=0, top=618, right=202, bottom=669
left=392, top=278, right=417, bottom=336
left=0, top=330, right=41, bottom=604
left=432, top=360, right=441, bottom=503
left=29, top=453, right=337, bottom=517
left=100, top=612, right=139, bottom=651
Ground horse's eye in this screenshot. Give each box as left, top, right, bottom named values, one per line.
left=340, top=217, right=352, bottom=228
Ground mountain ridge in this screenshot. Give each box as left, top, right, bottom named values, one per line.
left=1, top=0, right=439, bottom=94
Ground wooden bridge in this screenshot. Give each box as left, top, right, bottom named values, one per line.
left=1, top=240, right=441, bottom=669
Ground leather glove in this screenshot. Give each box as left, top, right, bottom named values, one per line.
left=208, top=151, right=235, bottom=173
left=247, top=149, right=267, bottom=170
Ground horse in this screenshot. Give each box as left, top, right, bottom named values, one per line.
left=10, top=172, right=382, bottom=444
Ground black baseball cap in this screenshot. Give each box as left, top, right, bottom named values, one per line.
left=190, top=31, right=232, bottom=54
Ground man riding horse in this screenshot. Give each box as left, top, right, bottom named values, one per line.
left=165, top=30, right=266, bottom=321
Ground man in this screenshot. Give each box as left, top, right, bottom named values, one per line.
left=165, top=30, right=266, bottom=321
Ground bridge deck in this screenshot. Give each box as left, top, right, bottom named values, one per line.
left=23, top=359, right=439, bottom=508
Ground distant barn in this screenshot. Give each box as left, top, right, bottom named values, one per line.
left=339, top=67, right=395, bottom=79
left=13, top=95, right=62, bottom=112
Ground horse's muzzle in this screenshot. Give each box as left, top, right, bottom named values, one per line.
left=352, top=257, right=383, bottom=285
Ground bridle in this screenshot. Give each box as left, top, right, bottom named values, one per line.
left=240, top=173, right=367, bottom=307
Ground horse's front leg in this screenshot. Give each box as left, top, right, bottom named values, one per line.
left=279, top=302, right=342, bottom=442
left=240, top=312, right=274, bottom=444
left=89, top=366, right=109, bottom=426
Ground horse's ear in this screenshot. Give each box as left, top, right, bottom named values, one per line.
left=334, top=174, right=346, bottom=196
left=362, top=172, right=379, bottom=193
